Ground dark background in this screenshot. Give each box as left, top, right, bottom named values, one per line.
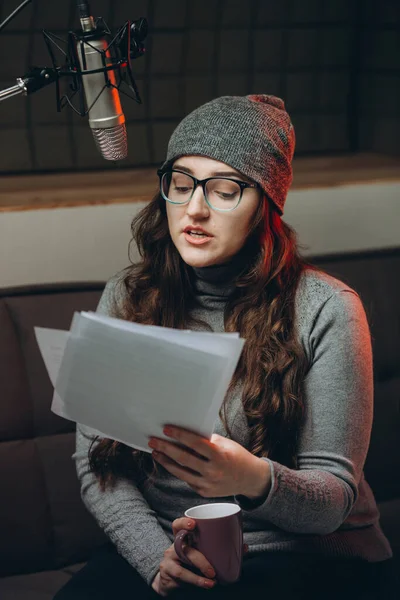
left=0, top=0, right=399, bottom=174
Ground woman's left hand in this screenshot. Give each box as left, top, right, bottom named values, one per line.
left=148, top=426, right=271, bottom=500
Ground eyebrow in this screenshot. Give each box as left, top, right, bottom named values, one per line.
left=173, top=164, right=249, bottom=181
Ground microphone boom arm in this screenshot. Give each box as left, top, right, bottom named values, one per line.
left=0, top=66, right=60, bottom=103
left=0, top=82, right=26, bottom=101
left=0, top=0, right=32, bottom=34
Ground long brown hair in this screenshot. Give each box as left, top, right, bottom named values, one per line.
left=89, top=191, right=319, bottom=488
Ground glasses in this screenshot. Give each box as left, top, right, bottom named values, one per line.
left=157, top=169, right=259, bottom=212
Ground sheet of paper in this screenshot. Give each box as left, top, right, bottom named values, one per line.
left=84, top=311, right=240, bottom=345
left=51, top=390, right=107, bottom=440
left=82, top=311, right=240, bottom=358
left=34, top=327, right=69, bottom=387
left=36, top=313, right=244, bottom=453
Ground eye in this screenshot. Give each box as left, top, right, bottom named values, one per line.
left=170, top=173, right=193, bottom=194
left=173, top=185, right=191, bottom=193
left=217, top=191, right=237, bottom=199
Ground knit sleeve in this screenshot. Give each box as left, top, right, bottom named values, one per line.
left=73, top=275, right=172, bottom=586
left=235, top=290, right=374, bottom=535
left=96, top=272, right=126, bottom=318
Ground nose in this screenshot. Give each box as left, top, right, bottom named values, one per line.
left=185, top=183, right=210, bottom=219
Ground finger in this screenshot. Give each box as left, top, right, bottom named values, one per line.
left=184, top=546, right=216, bottom=580
left=163, top=426, right=215, bottom=460
left=244, top=544, right=249, bottom=554
left=165, top=560, right=215, bottom=590
left=152, top=451, right=204, bottom=489
left=150, top=439, right=208, bottom=474
left=172, top=517, right=196, bottom=536
left=159, top=572, right=180, bottom=593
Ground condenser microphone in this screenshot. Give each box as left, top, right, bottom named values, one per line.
left=76, top=1, right=128, bottom=160
left=0, top=0, right=146, bottom=161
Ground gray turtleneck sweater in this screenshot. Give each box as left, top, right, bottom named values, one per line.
left=74, top=266, right=392, bottom=586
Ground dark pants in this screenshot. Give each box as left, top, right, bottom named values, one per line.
left=54, top=543, right=397, bottom=600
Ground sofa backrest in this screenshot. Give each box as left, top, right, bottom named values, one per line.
left=1, top=248, right=399, bottom=577
left=312, top=248, right=400, bottom=504
left=0, top=283, right=106, bottom=577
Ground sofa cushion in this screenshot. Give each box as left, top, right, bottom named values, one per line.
left=0, top=563, right=85, bottom=600
left=0, top=301, right=32, bottom=440
left=368, top=376, right=400, bottom=502
left=379, top=498, right=400, bottom=559
left=0, top=438, right=53, bottom=574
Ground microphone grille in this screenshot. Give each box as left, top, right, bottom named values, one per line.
left=92, top=124, right=128, bottom=161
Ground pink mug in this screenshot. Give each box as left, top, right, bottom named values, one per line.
left=174, top=502, right=243, bottom=585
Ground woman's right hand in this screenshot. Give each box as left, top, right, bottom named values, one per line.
left=151, top=517, right=217, bottom=597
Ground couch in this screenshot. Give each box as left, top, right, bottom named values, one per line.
left=0, top=248, right=399, bottom=599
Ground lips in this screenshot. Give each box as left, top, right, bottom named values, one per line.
left=183, top=226, right=213, bottom=246
left=183, top=226, right=213, bottom=237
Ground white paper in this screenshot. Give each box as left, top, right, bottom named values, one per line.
left=35, top=314, right=244, bottom=453
left=34, top=327, right=69, bottom=386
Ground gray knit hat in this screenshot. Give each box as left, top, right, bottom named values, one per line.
left=160, top=94, right=295, bottom=215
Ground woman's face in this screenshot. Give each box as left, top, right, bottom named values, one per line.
left=165, top=156, right=262, bottom=268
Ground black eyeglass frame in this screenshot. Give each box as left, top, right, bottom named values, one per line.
left=157, top=168, right=260, bottom=212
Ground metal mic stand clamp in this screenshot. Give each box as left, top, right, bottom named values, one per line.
left=0, top=66, right=60, bottom=102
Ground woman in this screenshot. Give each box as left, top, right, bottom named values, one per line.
left=54, top=95, right=394, bottom=600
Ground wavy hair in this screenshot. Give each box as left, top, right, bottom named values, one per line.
left=89, top=191, right=319, bottom=489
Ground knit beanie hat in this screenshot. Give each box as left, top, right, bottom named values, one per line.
left=160, top=94, right=295, bottom=215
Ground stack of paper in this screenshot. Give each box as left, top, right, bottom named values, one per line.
left=35, top=312, right=244, bottom=453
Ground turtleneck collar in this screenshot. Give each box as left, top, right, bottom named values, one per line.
left=191, top=249, right=252, bottom=303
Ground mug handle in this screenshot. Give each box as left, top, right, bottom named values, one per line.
left=174, top=529, right=195, bottom=566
